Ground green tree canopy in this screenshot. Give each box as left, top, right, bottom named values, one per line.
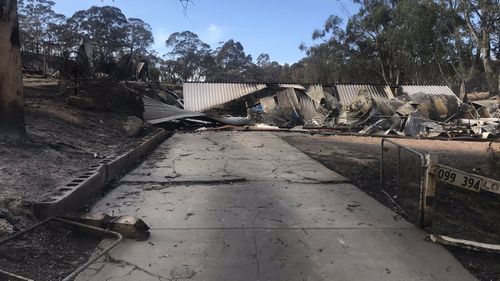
left=126, top=17, right=154, bottom=54
left=165, top=31, right=212, bottom=81
left=64, top=6, right=129, bottom=58
left=18, top=0, right=66, bottom=53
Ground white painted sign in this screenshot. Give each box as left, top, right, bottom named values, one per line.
left=435, top=166, right=482, bottom=192
left=482, top=179, right=500, bottom=195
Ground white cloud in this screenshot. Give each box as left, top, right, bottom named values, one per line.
left=152, top=28, right=171, bottom=57
left=205, top=24, right=223, bottom=45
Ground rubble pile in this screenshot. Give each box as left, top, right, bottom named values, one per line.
left=143, top=82, right=499, bottom=139
left=321, top=89, right=497, bottom=139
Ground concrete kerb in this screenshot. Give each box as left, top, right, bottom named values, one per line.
left=106, top=128, right=167, bottom=181
left=33, top=128, right=168, bottom=219
left=33, top=164, right=106, bottom=219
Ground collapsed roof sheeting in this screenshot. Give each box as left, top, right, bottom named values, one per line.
left=143, top=96, right=204, bottom=124
left=143, top=96, right=252, bottom=126
left=184, top=82, right=267, bottom=112
left=276, top=84, right=306, bottom=90
left=334, top=84, right=395, bottom=106
left=297, top=91, right=317, bottom=121
left=400, top=85, right=458, bottom=100
left=305, top=84, right=325, bottom=104
left=408, top=92, right=460, bottom=121
left=276, top=88, right=302, bottom=118
left=403, top=112, right=427, bottom=136
left=183, top=83, right=456, bottom=113
left=471, top=99, right=498, bottom=108
left=260, top=96, right=277, bottom=113
left=208, top=116, right=253, bottom=126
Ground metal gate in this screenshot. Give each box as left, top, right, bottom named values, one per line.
left=380, top=139, right=429, bottom=225
left=380, top=138, right=500, bottom=227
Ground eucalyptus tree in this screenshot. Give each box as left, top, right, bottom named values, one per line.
left=126, top=18, right=154, bottom=54
left=165, top=31, right=212, bottom=81
left=18, top=0, right=66, bottom=53
left=460, top=0, right=500, bottom=96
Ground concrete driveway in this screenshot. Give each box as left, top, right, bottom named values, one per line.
left=76, top=131, right=475, bottom=281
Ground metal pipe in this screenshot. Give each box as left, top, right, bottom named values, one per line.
left=0, top=218, right=52, bottom=244
left=55, top=217, right=123, bottom=281
left=382, top=138, right=426, bottom=163
left=0, top=217, right=123, bottom=281
left=0, top=269, right=34, bottom=281
left=380, top=188, right=409, bottom=218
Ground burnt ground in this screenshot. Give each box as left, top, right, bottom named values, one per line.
left=0, top=77, right=156, bottom=279
left=0, top=219, right=105, bottom=281
left=278, top=132, right=500, bottom=281
left=0, top=75, right=149, bottom=229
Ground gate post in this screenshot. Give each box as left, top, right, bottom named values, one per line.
left=380, top=139, right=385, bottom=190
left=422, top=154, right=438, bottom=227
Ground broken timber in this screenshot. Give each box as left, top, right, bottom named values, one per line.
left=64, top=213, right=150, bottom=240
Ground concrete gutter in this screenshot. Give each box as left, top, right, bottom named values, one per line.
left=33, top=128, right=168, bottom=219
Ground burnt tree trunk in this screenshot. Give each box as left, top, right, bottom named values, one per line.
left=0, top=0, right=26, bottom=142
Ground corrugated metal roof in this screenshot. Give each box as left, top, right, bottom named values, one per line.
left=143, top=96, right=204, bottom=124
left=305, top=84, right=325, bottom=104
left=403, top=112, right=426, bottom=136
left=276, top=88, right=301, bottom=116
left=183, top=82, right=266, bottom=112
left=297, top=91, right=317, bottom=121
left=334, top=84, right=394, bottom=106
left=143, top=96, right=252, bottom=126
left=400, top=85, right=457, bottom=99
left=182, top=83, right=457, bottom=112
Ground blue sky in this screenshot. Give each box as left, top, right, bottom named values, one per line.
left=53, top=0, right=359, bottom=64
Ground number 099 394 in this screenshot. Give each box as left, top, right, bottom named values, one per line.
left=435, top=167, right=482, bottom=192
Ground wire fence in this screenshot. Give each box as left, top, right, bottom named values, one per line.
left=380, top=139, right=427, bottom=225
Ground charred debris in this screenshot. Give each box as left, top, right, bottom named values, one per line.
left=26, top=39, right=498, bottom=140
left=144, top=82, right=499, bottom=140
